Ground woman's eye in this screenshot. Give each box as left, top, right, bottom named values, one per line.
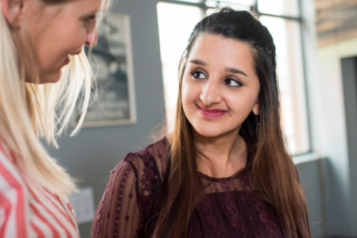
left=224, top=78, right=242, bottom=87
left=191, top=71, right=206, bottom=79
left=84, top=15, right=96, bottom=23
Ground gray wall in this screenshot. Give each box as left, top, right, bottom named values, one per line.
left=301, top=0, right=357, bottom=236
left=48, top=0, right=165, bottom=237
left=295, top=55, right=357, bottom=238
left=315, top=36, right=357, bottom=237
left=297, top=159, right=328, bottom=238
left=341, top=57, right=357, bottom=233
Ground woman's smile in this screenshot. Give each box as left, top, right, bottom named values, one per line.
left=196, top=104, right=228, bottom=119
left=182, top=33, right=260, bottom=138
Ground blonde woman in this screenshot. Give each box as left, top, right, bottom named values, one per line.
left=0, top=0, right=108, bottom=237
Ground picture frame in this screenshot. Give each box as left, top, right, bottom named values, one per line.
left=75, top=13, right=137, bottom=127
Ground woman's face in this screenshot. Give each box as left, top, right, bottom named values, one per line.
left=182, top=33, right=260, bottom=138
left=14, top=0, right=103, bottom=83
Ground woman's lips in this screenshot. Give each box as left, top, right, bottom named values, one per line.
left=196, top=104, right=228, bottom=119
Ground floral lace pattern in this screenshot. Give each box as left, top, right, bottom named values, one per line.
left=91, top=138, right=284, bottom=238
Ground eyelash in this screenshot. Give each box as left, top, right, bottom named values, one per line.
left=84, top=15, right=96, bottom=23
left=191, top=70, right=206, bottom=79
left=191, top=70, right=243, bottom=87
left=224, top=78, right=243, bottom=87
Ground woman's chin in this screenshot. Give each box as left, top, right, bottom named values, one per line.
left=39, top=71, right=63, bottom=84
left=25, top=71, right=62, bottom=84
left=193, top=126, right=224, bottom=139
left=191, top=122, right=240, bottom=140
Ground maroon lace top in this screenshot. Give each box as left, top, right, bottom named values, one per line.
left=91, top=138, right=284, bottom=238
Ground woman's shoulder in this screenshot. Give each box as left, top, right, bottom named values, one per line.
left=92, top=138, right=169, bottom=238
left=111, top=137, right=170, bottom=196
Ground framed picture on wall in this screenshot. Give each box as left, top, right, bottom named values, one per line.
left=74, top=13, right=137, bottom=127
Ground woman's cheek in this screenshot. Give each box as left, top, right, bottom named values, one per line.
left=181, top=78, right=190, bottom=102
left=181, top=83, right=193, bottom=114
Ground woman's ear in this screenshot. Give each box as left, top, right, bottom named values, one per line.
left=252, top=100, right=260, bottom=115
left=1, top=0, right=25, bottom=29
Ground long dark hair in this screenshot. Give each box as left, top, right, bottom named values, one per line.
left=152, top=8, right=310, bottom=238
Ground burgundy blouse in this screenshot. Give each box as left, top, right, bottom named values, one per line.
left=91, top=138, right=284, bottom=238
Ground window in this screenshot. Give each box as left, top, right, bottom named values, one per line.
left=157, top=0, right=310, bottom=155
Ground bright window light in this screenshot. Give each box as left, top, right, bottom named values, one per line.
left=205, top=0, right=218, bottom=8
left=157, top=2, right=203, bottom=132
left=221, top=0, right=255, bottom=5
left=260, top=16, right=309, bottom=154
left=174, top=0, right=203, bottom=3
left=258, top=0, right=300, bottom=17
left=218, top=2, right=251, bottom=10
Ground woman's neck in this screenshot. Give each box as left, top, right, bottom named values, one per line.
left=194, top=129, right=247, bottom=178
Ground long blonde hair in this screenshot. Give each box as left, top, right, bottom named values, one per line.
left=0, top=0, right=108, bottom=196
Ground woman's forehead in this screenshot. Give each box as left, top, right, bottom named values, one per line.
left=188, top=34, right=254, bottom=64
left=51, top=0, right=104, bottom=14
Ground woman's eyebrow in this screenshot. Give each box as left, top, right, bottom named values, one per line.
left=225, top=67, right=247, bottom=76
left=87, top=9, right=100, bottom=15
left=189, top=59, right=247, bottom=76
left=189, top=59, right=207, bottom=66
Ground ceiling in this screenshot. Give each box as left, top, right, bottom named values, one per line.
left=315, top=0, right=357, bottom=46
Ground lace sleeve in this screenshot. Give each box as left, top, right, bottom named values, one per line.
left=91, top=156, right=142, bottom=238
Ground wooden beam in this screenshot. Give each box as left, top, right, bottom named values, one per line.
left=314, top=0, right=357, bottom=10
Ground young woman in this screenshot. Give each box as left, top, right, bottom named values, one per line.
left=0, top=0, right=108, bottom=236
left=92, top=9, right=311, bottom=238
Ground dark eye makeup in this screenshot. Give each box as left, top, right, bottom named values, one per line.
left=83, top=15, right=97, bottom=23
left=191, top=70, right=206, bottom=79
left=224, top=78, right=243, bottom=87
left=190, top=69, right=243, bottom=87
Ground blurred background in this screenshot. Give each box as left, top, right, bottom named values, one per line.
left=47, top=0, right=357, bottom=237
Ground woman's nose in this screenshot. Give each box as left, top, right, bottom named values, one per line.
left=199, top=80, right=222, bottom=106
left=85, top=31, right=98, bottom=46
